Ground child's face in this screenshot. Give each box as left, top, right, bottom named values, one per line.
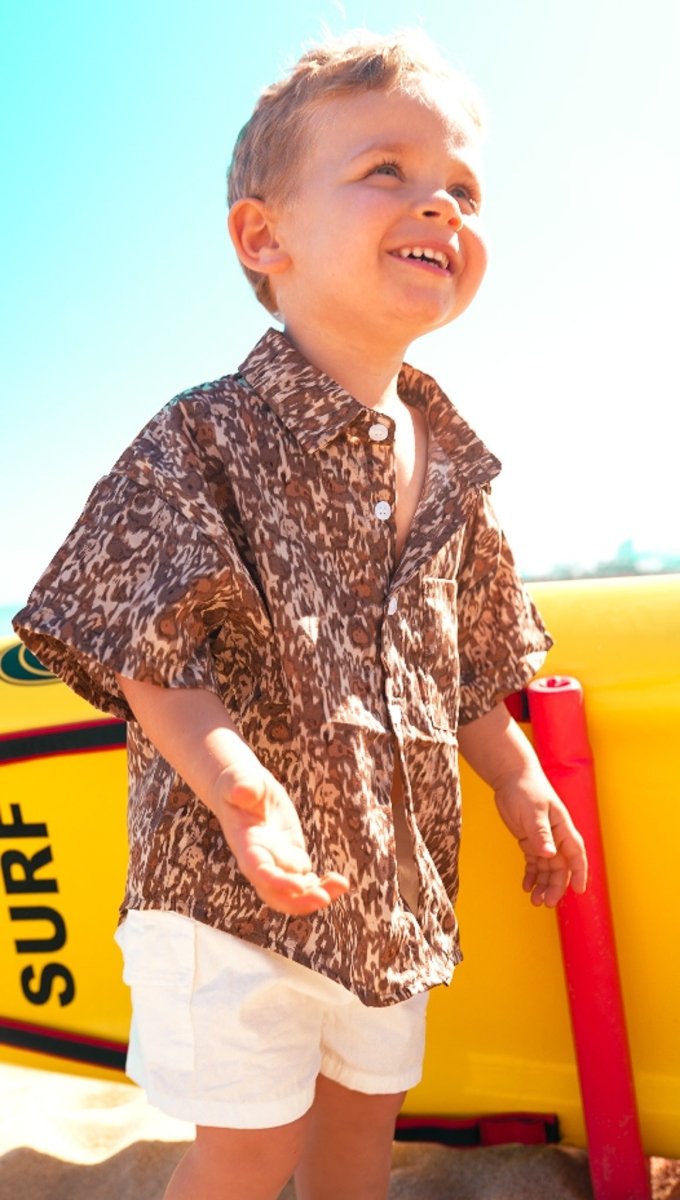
left=268, top=81, right=488, bottom=355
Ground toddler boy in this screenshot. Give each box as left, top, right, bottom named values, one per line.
left=14, top=30, right=587, bottom=1200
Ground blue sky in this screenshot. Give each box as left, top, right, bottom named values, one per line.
left=2, top=0, right=679, bottom=627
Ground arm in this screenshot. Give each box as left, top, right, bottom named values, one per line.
left=458, top=701, right=588, bottom=907
left=116, top=674, right=349, bottom=915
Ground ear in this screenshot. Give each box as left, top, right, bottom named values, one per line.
left=227, top=198, right=291, bottom=277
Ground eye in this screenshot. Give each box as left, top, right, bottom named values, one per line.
left=448, top=184, right=480, bottom=215
left=371, top=159, right=402, bottom=179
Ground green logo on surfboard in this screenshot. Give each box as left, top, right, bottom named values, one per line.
left=0, top=643, right=56, bottom=685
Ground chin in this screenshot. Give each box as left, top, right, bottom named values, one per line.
left=398, top=291, right=465, bottom=328
left=400, top=307, right=461, bottom=338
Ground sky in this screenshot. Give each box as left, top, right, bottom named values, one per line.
left=1, top=0, right=679, bottom=629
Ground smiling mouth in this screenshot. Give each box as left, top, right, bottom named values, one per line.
left=392, top=246, right=451, bottom=272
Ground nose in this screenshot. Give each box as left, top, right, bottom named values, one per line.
left=416, top=190, right=463, bottom=230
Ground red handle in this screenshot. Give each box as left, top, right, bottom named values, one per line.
left=528, top=677, right=650, bottom=1200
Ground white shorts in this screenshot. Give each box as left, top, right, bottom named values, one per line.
left=114, top=910, right=429, bottom=1128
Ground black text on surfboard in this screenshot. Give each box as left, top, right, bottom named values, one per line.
left=0, top=803, right=75, bottom=1006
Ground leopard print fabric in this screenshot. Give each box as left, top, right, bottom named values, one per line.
left=14, top=329, right=551, bottom=1006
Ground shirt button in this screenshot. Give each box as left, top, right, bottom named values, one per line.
left=387, top=596, right=398, bottom=615
left=389, top=703, right=403, bottom=728
left=369, top=422, right=388, bottom=443
left=374, top=500, right=392, bottom=521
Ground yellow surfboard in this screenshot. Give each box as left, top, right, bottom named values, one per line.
left=0, top=640, right=129, bottom=1077
left=1, top=574, right=679, bottom=1154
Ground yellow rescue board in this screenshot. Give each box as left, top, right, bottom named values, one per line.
left=1, top=575, right=679, bottom=1153
left=0, top=644, right=129, bottom=1080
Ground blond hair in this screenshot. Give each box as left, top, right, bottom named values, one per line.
left=227, top=30, right=484, bottom=314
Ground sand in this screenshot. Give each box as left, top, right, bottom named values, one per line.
left=1, top=1062, right=678, bottom=1200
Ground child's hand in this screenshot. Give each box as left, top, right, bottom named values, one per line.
left=494, top=766, right=588, bottom=907
left=212, top=750, right=350, bottom=915
left=458, top=700, right=588, bottom=907
left=115, top=675, right=349, bottom=916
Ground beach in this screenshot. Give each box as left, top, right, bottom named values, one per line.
left=1, top=1061, right=679, bottom=1200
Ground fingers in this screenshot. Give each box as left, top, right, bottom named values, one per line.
left=555, top=821, right=588, bottom=895
left=219, top=784, right=351, bottom=915
left=518, top=816, right=563, bottom=906
left=521, top=833, right=588, bottom=907
left=263, top=841, right=314, bottom=875
left=522, top=857, right=570, bottom=908
left=517, top=797, right=588, bottom=906
left=568, top=858, right=588, bottom=895
left=549, top=815, right=588, bottom=899
left=524, top=822, right=557, bottom=861
left=245, top=860, right=350, bottom=915
left=318, top=871, right=352, bottom=900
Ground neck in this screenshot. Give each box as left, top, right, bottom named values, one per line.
left=282, top=319, right=408, bottom=411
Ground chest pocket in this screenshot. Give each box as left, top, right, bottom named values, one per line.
left=421, top=577, right=460, bottom=733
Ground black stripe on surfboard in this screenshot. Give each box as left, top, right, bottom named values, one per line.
left=0, top=1017, right=127, bottom=1070
left=0, top=720, right=126, bottom=765
left=0, top=700, right=528, bottom=769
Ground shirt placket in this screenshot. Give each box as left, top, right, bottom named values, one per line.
left=356, top=414, right=406, bottom=738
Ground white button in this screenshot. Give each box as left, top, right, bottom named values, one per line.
left=369, top=422, right=388, bottom=443
left=374, top=500, right=392, bottom=521
left=389, top=703, right=402, bottom=727
left=387, top=596, right=398, bottom=615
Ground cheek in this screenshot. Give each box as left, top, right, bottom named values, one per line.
left=462, top=227, right=489, bottom=292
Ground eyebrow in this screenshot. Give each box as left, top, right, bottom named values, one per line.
left=348, top=140, right=413, bottom=162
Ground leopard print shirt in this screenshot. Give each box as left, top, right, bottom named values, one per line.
left=14, top=329, right=551, bottom=1006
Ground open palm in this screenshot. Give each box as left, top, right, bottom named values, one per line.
left=216, top=761, right=349, bottom=915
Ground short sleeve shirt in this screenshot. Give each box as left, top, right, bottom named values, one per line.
left=14, top=329, right=551, bottom=1006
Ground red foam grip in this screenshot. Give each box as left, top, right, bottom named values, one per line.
left=528, top=677, right=650, bottom=1200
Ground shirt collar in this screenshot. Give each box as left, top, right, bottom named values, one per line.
left=238, top=328, right=501, bottom=488
left=399, top=360, right=501, bottom=491
left=238, top=329, right=365, bottom=454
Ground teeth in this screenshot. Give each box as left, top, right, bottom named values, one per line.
left=397, top=246, right=450, bottom=269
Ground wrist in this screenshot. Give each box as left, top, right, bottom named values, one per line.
left=491, top=756, right=544, bottom=797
